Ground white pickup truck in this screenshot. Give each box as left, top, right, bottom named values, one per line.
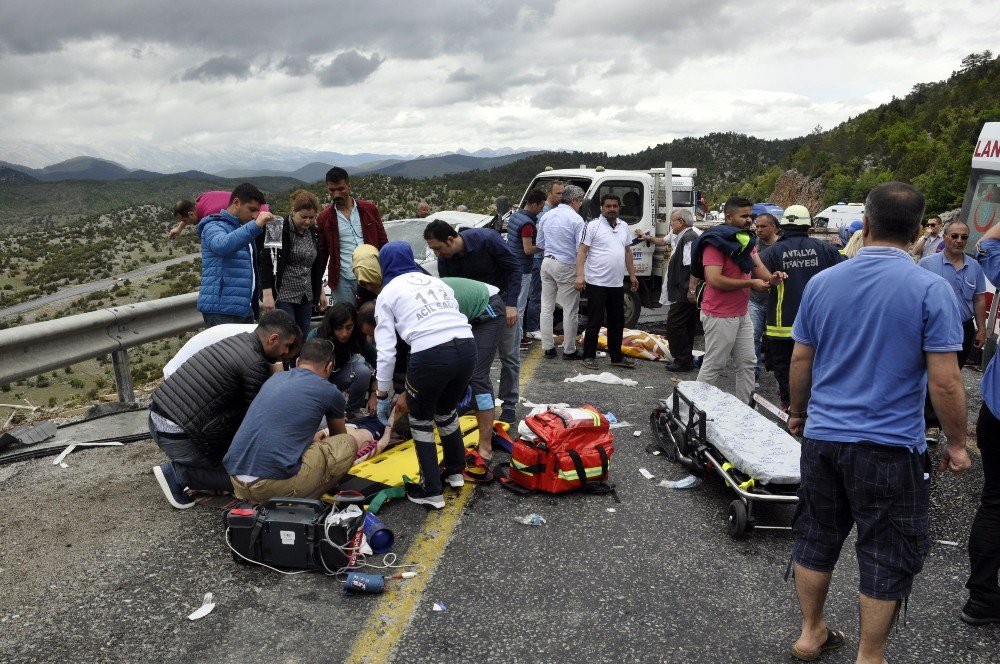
left=511, top=164, right=700, bottom=326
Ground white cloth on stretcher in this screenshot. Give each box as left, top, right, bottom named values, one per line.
left=676, top=381, right=801, bottom=485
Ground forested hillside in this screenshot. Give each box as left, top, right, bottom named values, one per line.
left=778, top=51, right=1000, bottom=211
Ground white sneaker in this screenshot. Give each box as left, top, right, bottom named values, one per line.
left=527, top=330, right=543, bottom=340
left=404, top=482, right=445, bottom=509
left=444, top=473, right=465, bottom=488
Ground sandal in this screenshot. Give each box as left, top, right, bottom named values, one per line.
left=790, top=629, right=846, bottom=661
left=462, top=450, right=496, bottom=484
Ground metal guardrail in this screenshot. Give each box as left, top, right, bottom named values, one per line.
left=0, top=293, right=202, bottom=402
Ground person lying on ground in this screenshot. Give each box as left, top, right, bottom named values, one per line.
left=224, top=338, right=359, bottom=504
left=149, top=310, right=301, bottom=509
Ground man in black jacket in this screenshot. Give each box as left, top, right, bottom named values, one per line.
left=642, top=209, right=701, bottom=371
left=149, top=310, right=301, bottom=508
left=760, top=205, right=843, bottom=408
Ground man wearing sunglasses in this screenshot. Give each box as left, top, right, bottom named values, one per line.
left=911, top=215, right=944, bottom=259
left=919, top=220, right=987, bottom=369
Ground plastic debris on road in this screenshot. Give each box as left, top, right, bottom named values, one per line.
left=604, top=412, right=618, bottom=424
left=187, top=592, right=215, bottom=620
left=608, top=421, right=632, bottom=429
left=935, top=540, right=959, bottom=546
left=606, top=508, right=617, bottom=513
left=514, top=514, right=546, bottom=526
left=659, top=475, right=702, bottom=489
left=564, top=372, right=638, bottom=387
left=433, top=602, right=447, bottom=612
left=633, top=430, right=642, bottom=437
left=639, top=468, right=655, bottom=480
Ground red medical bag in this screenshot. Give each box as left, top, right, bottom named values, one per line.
left=508, top=406, right=615, bottom=494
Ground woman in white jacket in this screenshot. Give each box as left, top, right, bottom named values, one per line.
left=373, top=241, right=477, bottom=508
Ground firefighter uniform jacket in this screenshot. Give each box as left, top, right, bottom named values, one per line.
left=759, top=226, right=844, bottom=339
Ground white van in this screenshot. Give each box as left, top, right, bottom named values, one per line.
left=813, top=203, right=865, bottom=230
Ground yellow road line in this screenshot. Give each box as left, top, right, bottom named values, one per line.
left=344, top=344, right=543, bottom=664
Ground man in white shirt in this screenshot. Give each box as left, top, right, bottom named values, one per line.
left=163, top=324, right=302, bottom=378
left=912, top=215, right=944, bottom=259
left=575, top=194, right=639, bottom=370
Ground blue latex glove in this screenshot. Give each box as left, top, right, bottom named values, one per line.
left=376, top=396, right=392, bottom=425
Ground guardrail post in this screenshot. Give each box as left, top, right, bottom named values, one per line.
left=111, top=349, right=135, bottom=403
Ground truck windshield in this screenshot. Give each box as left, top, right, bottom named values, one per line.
left=522, top=177, right=593, bottom=208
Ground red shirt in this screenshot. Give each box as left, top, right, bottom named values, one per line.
left=700, top=245, right=756, bottom=317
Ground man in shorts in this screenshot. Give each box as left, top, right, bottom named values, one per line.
left=785, top=182, right=971, bottom=663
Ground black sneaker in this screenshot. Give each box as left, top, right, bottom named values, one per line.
left=499, top=408, right=516, bottom=424
left=665, top=361, right=695, bottom=372
left=961, top=601, right=1000, bottom=626
left=404, top=481, right=445, bottom=509
left=544, top=348, right=557, bottom=358
left=152, top=463, right=196, bottom=509
left=562, top=351, right=582, bottom=361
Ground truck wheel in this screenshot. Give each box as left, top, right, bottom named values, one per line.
left=624, top=290, right=641, bottom=328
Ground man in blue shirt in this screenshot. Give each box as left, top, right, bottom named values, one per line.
left=537, top=184, right=587, bottom=360
left=961, top=221, right=1000, bottom=626
left=919, top=219, right=988, bottom=368
left=785, top=182, right=971, bottom=663
left=424, top=220, right=522, bottom=423
left=225, top=339, right=358, bottom=503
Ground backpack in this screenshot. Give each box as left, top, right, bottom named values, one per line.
left=505, top=406, right=616, bottom=495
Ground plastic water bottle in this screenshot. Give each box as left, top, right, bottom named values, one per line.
left=514, top=514, right=546, bottom=526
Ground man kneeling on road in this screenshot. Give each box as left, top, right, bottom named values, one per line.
left=149, top=310, right=301, bottom=509
left=225, top=339, right=360, bottom=503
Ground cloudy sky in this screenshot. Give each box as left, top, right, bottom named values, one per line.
left=0, top=0, right=995, bottom=169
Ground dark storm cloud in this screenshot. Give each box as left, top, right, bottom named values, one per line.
left=277, top=55, right=315, bottom=77
left=316, top=50, right=384, bottom=87
left=181, top=56, right=251, bottom=82
left=446, top=67, right=478, bottom=84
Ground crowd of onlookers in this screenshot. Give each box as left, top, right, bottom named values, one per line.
left=148, top=172, right=998, bottom=661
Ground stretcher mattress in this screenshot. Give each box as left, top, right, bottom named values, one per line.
left=676, top=381, right=801, bottom=485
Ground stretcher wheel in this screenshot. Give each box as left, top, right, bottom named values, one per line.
left=727, top=500, right=748, bottom=539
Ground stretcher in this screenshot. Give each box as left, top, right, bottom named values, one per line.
left=337, top=415, right=509, bottom=503
left=650, top=381, right=800, bottom=538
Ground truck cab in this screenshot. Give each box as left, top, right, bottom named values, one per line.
left=516, top=165, right=699, bottom=325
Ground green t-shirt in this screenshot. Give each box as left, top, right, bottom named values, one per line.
left=441, top=277, right=489, bottom=321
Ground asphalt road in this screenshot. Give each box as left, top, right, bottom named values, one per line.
left=0, top=252, right=199, bottom=319
left=0, top=308, right=997, bottom=663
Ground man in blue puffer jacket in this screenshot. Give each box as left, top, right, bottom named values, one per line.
left=197, top=183, right=270, bottom=327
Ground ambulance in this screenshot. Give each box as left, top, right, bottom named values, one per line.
left=963, top=122, right=1000, bottom=246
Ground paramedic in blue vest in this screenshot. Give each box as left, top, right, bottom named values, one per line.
left=786, top=182, right=970, bottom=663
left=759, top=205, right=843, bottom=410
left=507, top=189, right=546, bottom=349
left=962, top=219, right=1000, bottom=627
left=196, top=183, right=270, bottom=327
left=424, top=219, right=522, bottom=424
left=373, top=241, right=477, bottom=509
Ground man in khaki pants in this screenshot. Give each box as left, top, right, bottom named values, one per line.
left=224, top=339, right=359, bottom=502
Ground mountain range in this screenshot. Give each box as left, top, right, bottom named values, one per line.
left=0, top=147, right=544, bottom=184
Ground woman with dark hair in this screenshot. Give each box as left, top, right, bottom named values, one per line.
left=310, top=302, right=376, bottom=416
left=261, top=189, right=327, bottom=336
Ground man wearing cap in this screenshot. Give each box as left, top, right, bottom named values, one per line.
left=760, top=205, right=843, bottom=409
left=911, top=215, right=944, bottom=259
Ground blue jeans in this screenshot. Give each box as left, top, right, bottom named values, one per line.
left=275, top=299, right=313, bottom=338
left=331, top=276, right=358, bottom=306
left=527, top=257, right=542, bottom=332
left=748, top=299, right=767, bottom=379
left=202, top=312, right=254, bottom=328
left=516, top=272, right=533, bottom=342
left=148, top=418, right=232, bottom=491
left=498, top=312, right=520, bottom=412
left=331, top=357, right=372, bottom=413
